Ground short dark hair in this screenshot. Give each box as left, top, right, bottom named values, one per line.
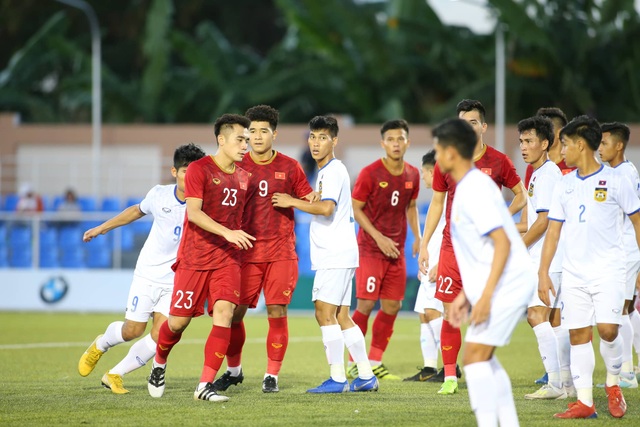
left=517, top=116, right=555, bottom=152
left=173, top=143, right=206, bottom=169
left=601, top=122, right=631, bottom=148
left=432, top=119, right=477, bottom=160
left=214, top=114, right=251, bottom=137
left=456, top=99, right=486, bottom=123
left=536, top=107, right=568, bottom=128
left=245, top=105, right=279, bottom=131
left=560, top=115, right=602, bottom=151
left=309, top=115, right=339, bottom=138
left=380, top=119, right=409, bottom=137
left=422, top=149, right=436, bottom=167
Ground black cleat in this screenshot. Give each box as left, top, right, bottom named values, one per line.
left=148, top=366, right=166, bottom=398
left=403, top=366, right=439, bottom=382
left=211, top=370, right=244, bottom=392
left=262, top=375, right=279, bottom=393
left=194, top=382, right=229, bottom=402
left=425, top=365, right=462, bottom=383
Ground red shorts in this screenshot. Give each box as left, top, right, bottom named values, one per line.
left=170, top=263, right=241, bottom=317
left=355, top=255, right=406, bottom=301
left=435, top=248, right=462, bottom=303
left=240, top=259, right=298, bottom=308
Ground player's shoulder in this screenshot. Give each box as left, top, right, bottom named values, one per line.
left=538, top=160, right=562, bottom=177
left=191, top=155, right=212, bottom=168
left=484, top=144, right=506, bottom=159
left=235, top=163, right=251, bottom=178
left=360, top=158, right=383, bottom=173
left=403, top=161, right=420, bottom=175
left=615, top=161, right=640, bottom=177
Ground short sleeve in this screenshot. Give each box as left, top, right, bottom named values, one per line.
left=432, top=164, right=448, bottom=193
left=548, top=181, right=566, bottom=222
left=534, top=173, right=557, bottom=213
left=138, top=185, right=158, bottom=215
left=470, top=181, right=507, bottom=236
left=291, top=161, right=314, bottom=199
left=501, top=155, right=521, bottom=189
left=319, top=162, right=345, bottom=203
left=617, top=175, right=640, bottom=216
left=411, top=169, right=420, bottom=200
left=184, top=161, right=205, bottom=200
left=351, top=167, right=372, bottom=202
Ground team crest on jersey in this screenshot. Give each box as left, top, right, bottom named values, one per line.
left=275, top=172, right=286, bottom=180
left=319, top=181, right=323, bottom=197
left=527, top=182, right=535, bottom=197
left=594, top=187, right=607, bottom=202
left=405, top=181, right=413, bottom=189
left=212, top=178, right=221, bottom=185
left=379, top=181, right=389, bottom=188
left=481, top=168, right=492, bottom=176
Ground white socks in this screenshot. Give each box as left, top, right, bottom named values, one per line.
left=110, top=333, right=156, bottom=376
left=464, top=361, right=499, bottom=427
left=571, top=343, right=595, bottom=406
left=421, top=318, right=442, bottom=369
left=342, top=326, right=374, bottom=379
left=629, top=310, right=640, bottom=361
left=97, top=321, right=125, bottom=352
left=321, top=325, right=346, bottom=382
left=533, top=322, right=561, bottom=388
left=489, top=356, right=519, bottom=427
left=600, top=335, right=623, bottom=386
left=619, top=314, right=635, bottom=380
left=553, top=326, right=572, bottom=388
left=227, top=365, right=242, bottom=377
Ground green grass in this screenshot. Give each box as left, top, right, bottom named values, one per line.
left=0, top=312, right=638, bottom=426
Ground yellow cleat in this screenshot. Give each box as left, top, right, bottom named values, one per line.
left=101, top=372, right=129, bottom=394
left=437, top=379, right=459, bottom=395
left=78, top=335, right=105, bottom=377
left=372, top=364, right=401, bottom=380
left=347, top=365, right=359, bottom=380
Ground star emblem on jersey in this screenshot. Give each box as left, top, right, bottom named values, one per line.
left=275, top=172, right=285, bottom=180
left=405, top=181, right=413, bottom=189
left=379, top=182, right=389, bottom=188
left=212, top=178, right=221, bottom=185
left=594, top=187, right=607, bottom=202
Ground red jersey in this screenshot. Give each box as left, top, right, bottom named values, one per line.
left=176, top=155, right=251, bottom=270
left=239, top=151, right=313, bottom=263
left=525, top=159, right=575, bottom=187
left=352, top=159, right=420, bottom=258
left=433, top=144, right=521, bottom=250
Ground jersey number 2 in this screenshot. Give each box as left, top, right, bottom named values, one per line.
left=578, top=204, right=586, bottom=223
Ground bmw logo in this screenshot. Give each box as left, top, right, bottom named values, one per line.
left=40, top=276, right=69, bottom=304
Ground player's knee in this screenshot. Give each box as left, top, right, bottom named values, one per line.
left=232, top=305, right=248, bottom=322
left=598, top=326, right=619, bottom=343
left=381, top=300, right=401, bottom=315
left=168, top=317, right=189, bottom=334
left=267, top=304, right=287, bottom=318
left=424, top=309, right=441, bottom=322
left=526, top=308, right=545, bottom=327
left=121, top=321, right=145, bottom=341
left=356, top=299, right=375, bottom=315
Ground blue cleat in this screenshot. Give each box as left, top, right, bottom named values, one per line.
left=535, top=372, right=548, bottom=385
left=307, top=378, right=349, bottom=394
left=350, top=376, right=379, bottom=392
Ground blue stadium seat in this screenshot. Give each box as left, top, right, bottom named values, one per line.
left=60, top=247, right=85, bottom=268
left=131, top=219, right=152, bottom=236
left=3, top=194, right=19, bottom=211
left=419, top=202, right=430, bottom=215
left=39, top=246, right=59, bottom=268
left=404, top=232, right=419, bottom=279
left=0, top=246, right=8, bottom=267
left=101, top=197, right=122, bottom=212
left=126, top=197, right=143, bottom=207
left=9, top=226, right=32, bottom=249
left=51, top=196, right=65, bottom=211
left=87, top=246, right=112, bottom=268
left=78, top=196, right=97, bottom=212
left=10, top=247, right=32, bottom=267
left=294, top=221, right=312, bottom=276
left=58, top=226, right=84, bottom=249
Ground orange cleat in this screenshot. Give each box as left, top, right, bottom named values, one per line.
left=605, top=385, right=627, bottom=418
left=553, top=401, right=597, bottom=419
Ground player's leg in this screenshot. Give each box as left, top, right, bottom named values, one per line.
left=463, top=344, right=499, bottom=425
left=353, top=256, right=384, bottom=338
left=629, top=295, right=640, bottom=374
left=338, top=305, right=378, bottom=392
left=619, top=261, right=640, bottom=386
left=550, top=307, right=574, bottom=396
left=405, top=307, right=442, bottom=381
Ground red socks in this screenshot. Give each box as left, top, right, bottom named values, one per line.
left=441, top=319, right=461, bottom=378
left=154, top=320, right=182, bottom=364
left=226, top=321, right=246, bottom=368
left=266, top=316, right=289, bottom=375
left=369, top=311, right=397, bottom=361
left=200, top=325, right=231, bottom=383
left=352, top=310, right=370, bottom=336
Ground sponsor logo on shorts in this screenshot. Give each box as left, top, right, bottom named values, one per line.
left=271, top=343, right=283, bottom=349
left=215, top=352, right=225, bottom=359
left=379, top=182, right=388, bottom=188
left=234, top=290, right=240, bottom=297
left=283, top=290, right=291, bottom=297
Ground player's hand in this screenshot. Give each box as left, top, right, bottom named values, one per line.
left=538, top=272, right=555, bottom=307
left=411, top=239, right=420, bottom=258
left=83, top=227, right=104, bottom=242
left=470, top=294, right=491, bottom=326
left=303, top=191, right=321, bottom=202
left=375, top=235, right=400, bottom=259
left=448, top=291, right=470, bottom=329
left=428, top=263, right=438, bottom=283
left=418, top=248, right=430, bottom=276
left=272, top=192, right=295, bottom=208
left=224, top=229, right=256, bottom=250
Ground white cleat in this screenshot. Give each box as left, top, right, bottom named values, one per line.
left=564, top=384, right=577, bottom=398
left=148, top=365, right=166, bottom=398
left=524, top=384, right=567, bottom=400
left=194, top=383, right=230, bottom=402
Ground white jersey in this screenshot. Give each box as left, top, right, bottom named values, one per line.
left=428, top=202, right=446, bottom=267
left=310, top=158, right=359, bottom=270
left=614, top=161, right=640, bottom=263
left=548, top=165, right=640, bottom=288
left=527, top=160, right=563, bottom=272
left=451, top=168, right=536, bottom=306
left=134, top=184, right=186, bottom=285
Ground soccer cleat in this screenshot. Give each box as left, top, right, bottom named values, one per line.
left=554, top=401, right=597, bottom=419
left=437, top=379, right=458, bottom=395
left=372, top=364, right=401, bottom=380
left=262, top=376, right=279, bottom=393
left=211, top=370, right=244, bottom=392
left=534, top=372, right=548, bottom=385
left=524, top=384, right=567, bottom=400
left=147, top=365, right=166, bottom=398
left=350, top=376, right=379, bottom=392
left=194, top=382, right=229, bottom=402
left=101, top=372, right=129, bottom=394
left=426, top=365, right=463, bottom=383
left=307, top=378, right=349, bottom=393
left=78, top=335, right=105, bottom=377
left=347, top=365, right=359, bottom=380
left=605, top=385, right=627, bottom=418
left=619, top=374, right=639, bottom=389
left=403, top=366, right=439, bottom=382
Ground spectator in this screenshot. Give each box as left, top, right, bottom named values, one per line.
left=57, top=188, right=81, bottom=212
left=16, top=183, right=43, bottom=213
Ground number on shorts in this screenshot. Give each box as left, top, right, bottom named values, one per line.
left=578, top=204, right=586, bottom=223
left=391, top=190, right=399, bottom=207
left=174, top=290, right=194, bottom=309
left=366, top=276, right=376, bottom=293
left=222, top=188, right=238, bottom=206
left=259, top=180, right=268, bottom=197
left=131, top=295, right=139, bottom=312
left=437, top=275, right=453, bottom=294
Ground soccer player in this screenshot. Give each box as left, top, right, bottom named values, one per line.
left=348, top=119, right=421, bottom=381
left=433, top=118, right=535, bottom=426
left=517, top=116, right=574, bottom=400
left=147, top=114, right=255, bottom=403
left=539, top=115, right=640, bottom=419
left=78, top=143, right=206, bottom=394
left=272, top=115, right=378, bottom=393
left=417, top=99, right=526, bottom=394
left=598, top=121, right=640, bottom=388
left=404, top=149, right=445, bottom=382
left=212, top=105, right=314, bottom=394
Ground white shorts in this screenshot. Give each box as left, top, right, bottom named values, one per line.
left=312, top=268, right=355, bottom=307
left=528, top=272, right=562, bottom=309
left=625, top=260, right=640, bottom=300
left=124, top=275, right=173, bottom=322
left=561, top=283, right=624, bottom=329
left=413, top=276, right=444, bottom=314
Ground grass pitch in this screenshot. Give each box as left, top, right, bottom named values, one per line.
left=0, top=312, right=638, bottom=426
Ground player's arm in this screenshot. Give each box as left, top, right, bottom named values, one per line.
left=352, top=198, right=401, bottom=259
left=407, top=199, right=421, bottom=257
left=629, top=212, right=640, bottom=292
left=418, top=190, right=445, bottom=275
left=507, top=181, right=527, bottom=216
left=83, top=205, right=145, bottom=242
left=538, top=220, right=562, bottom=306
left=272, top=192, right=335, bottom=217
left=516, top=205, right=528, bottom=234
left=522, top=210, right=549, bottom=248
left=186, top=197, right=255, bottom=250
